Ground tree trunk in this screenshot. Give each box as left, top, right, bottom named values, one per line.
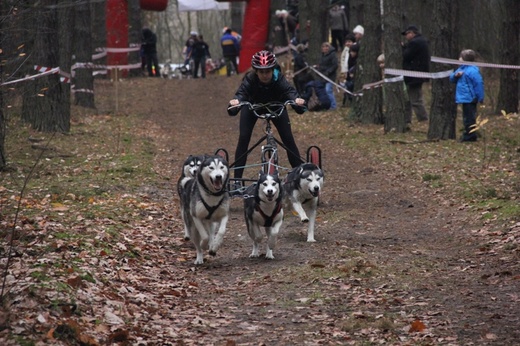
left=90, top=0, right=107, bottom=77
left=383, top=0, right=408, bottom=133
left=298, top=0, right=329, bottom=66
left=427, top=0, right=458, bottom=140
left=0, top=0, right=7, bottom=169
left=350, top=0, right=383, bottom=124
left=128, top=0, right=142, bottom=78
left=74, top=2, right=95, bottom=107
left=22, top=0, right=69, bottom=133
left=495, top=0, right=519, bottom=114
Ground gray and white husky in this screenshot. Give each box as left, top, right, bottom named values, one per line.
left=243, top=172, right=284, bottom=259
left=283, top=163, right=324, bottom=242
left=181, top=155, right=230, bottom=264
left=177, top=154, right=204, bottom=241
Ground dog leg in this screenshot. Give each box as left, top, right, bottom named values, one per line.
left=190, top=228, right=205, bottom=265
left=265, top=220, right=282, bottom=259
left=248, top=223, right=262, bottom=258
left=209, top=215, right=229, bottom=256
left=291, top=201, right=309, bottom=223
left=306, top=203, right=318, bottom=242
left=192, top=218, right=210, bottom=252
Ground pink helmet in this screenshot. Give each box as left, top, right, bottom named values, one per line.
left=251, top=50, right=276, bottom=69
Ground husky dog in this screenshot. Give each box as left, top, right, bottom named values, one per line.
left=283, top=163, right=324, bottom=242
left=243, top=172, right=284, bottom=259
left=177, top=155, right=204, bottom=241
left=181, top=155, right=230, bottom=264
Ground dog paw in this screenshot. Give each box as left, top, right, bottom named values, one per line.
left=265, top=251, right=275, bottom=259
left=301, top=218, right=309, bottom=223
left=194, top=258, right=204, bottom=265
left=306, top=238, right=316, bottom=243
left=249, top=253, right=259, bottom=258
left=209, top=250, right=217, bottom=257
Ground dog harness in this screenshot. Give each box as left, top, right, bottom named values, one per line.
left=255, top=200, right=282, bottom=227
left=202, top=197, right=225, bottom=220
left=197, top=175, right=227, bottom=220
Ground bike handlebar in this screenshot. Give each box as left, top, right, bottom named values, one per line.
left=227, top=100, right=307, bottom=118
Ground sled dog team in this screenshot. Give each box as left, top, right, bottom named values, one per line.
left=177, top=154, right=324, bottom=264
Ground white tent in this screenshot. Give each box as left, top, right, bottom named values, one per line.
left=178, top=0, right=230, bottom=12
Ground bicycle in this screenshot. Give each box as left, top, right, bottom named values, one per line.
left=215, top=100, right=322, bottom=197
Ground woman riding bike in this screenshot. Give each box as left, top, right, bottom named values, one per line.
left=227, top=50, right=306, bottom=180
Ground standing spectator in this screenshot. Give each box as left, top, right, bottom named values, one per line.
left=316, top=42, right=338, bottom=110
left=275, top=9, right=298, bottom=43
left=221, top=28, right=240, bottom=77
left=402, top=25, right=430, bottom=122
left=352, top=25, right=364, bottom=45
left=191, top=35, right=211, bottom=78
left=329, top=4, right=348, bottom=52
left=449, top=49, right=485, bottom=142
left=343, top=43, right=359, bottom=105
left=340, top=34, right=356, bottom=105
left=183, top=31, right=197, bottom=67
left=141, top=28, right=160, bottom=77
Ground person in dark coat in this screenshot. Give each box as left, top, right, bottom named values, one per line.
left=191, top=35, right=210, bottom=78
left=141, top=28, right=160, bottom=77
left=220, top=28, right=240, bottom=77
left=227, top=50, right=306, bottom=180
left=292, top=44, right=312, bottom=95
left=402, top=25, right=430, bottom=122
left=301, top=79, right=331, bottom=111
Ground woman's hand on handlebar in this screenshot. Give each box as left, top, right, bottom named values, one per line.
left=227, top=99, right=241, bottom=116
left=295, top=98, right=305, bottom=106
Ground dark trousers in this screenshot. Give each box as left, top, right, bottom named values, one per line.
left=145, top=53, right=160, bottom=77
left=461, top=102, right=477, bottom=141
left=192, top=57, right=206, bottom=78
left=234, top=108, right=303, bottom=178
left=405, top=83, right=428, bottom=122
left=224, top=55, right=238, bottom=76
left=330, top=29, right=345, bottom=51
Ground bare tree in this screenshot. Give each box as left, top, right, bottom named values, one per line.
left=495, top=0, right=519, bottom=114
left=382, top=0, right=408, bottom=132
left=427, top=0, right=458, bottom=140
left=73, top=1, right=95, bottom=107
left=22, top=0, right=70, bottom=133
left=350, top=0, right=383, bottom=124
left=128, top=0, right=142, bottom=77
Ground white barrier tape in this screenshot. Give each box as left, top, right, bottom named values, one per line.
left=384, top=68, right=453, bottom=79
left=361, top=75, right=404, bottom=90
left=1, top=67, right=60, bottom=86
left=94, top=46, right=140, bottom=53
left=92, top=51, right=106, bottom=60
left=431, top=56, right=520, bottom=70
left=73, top=62, right=142, bottom=71
left=71, top=86, right=94, bottom=94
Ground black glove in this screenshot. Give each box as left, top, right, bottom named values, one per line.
left=291, top=104, right=307, bottom=114
left=227, top=105, right=240, bottom=116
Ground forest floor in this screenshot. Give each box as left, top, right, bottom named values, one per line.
left=1, top=73, right=519, bottom=345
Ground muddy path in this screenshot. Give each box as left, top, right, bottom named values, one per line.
left=95, top=76, right=519, bottom=345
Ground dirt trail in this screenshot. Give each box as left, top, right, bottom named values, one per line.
left=98, top=76, right=519, bottom=345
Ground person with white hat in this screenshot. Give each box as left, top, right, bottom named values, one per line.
left=352, top=25, right=364, bottom=44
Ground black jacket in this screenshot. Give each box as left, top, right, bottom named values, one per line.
left=402, top=33, right=431, bottom=86
left=233, top=66, right=300, bottom=104
left=318, top=46, right=338, bottom=82
left=142, top=29, right=157, bottom=55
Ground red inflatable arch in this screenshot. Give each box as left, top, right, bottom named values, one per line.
left=106, top=0, right=168, bottom=77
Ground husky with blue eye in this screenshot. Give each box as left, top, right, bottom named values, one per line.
left=283, top=163, right=324, bottom=242
left=243, top=172, right=284, bottom=259
left=177, top=155, right=205, bottom=241
left=181, top=155, right=230, bottom=265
